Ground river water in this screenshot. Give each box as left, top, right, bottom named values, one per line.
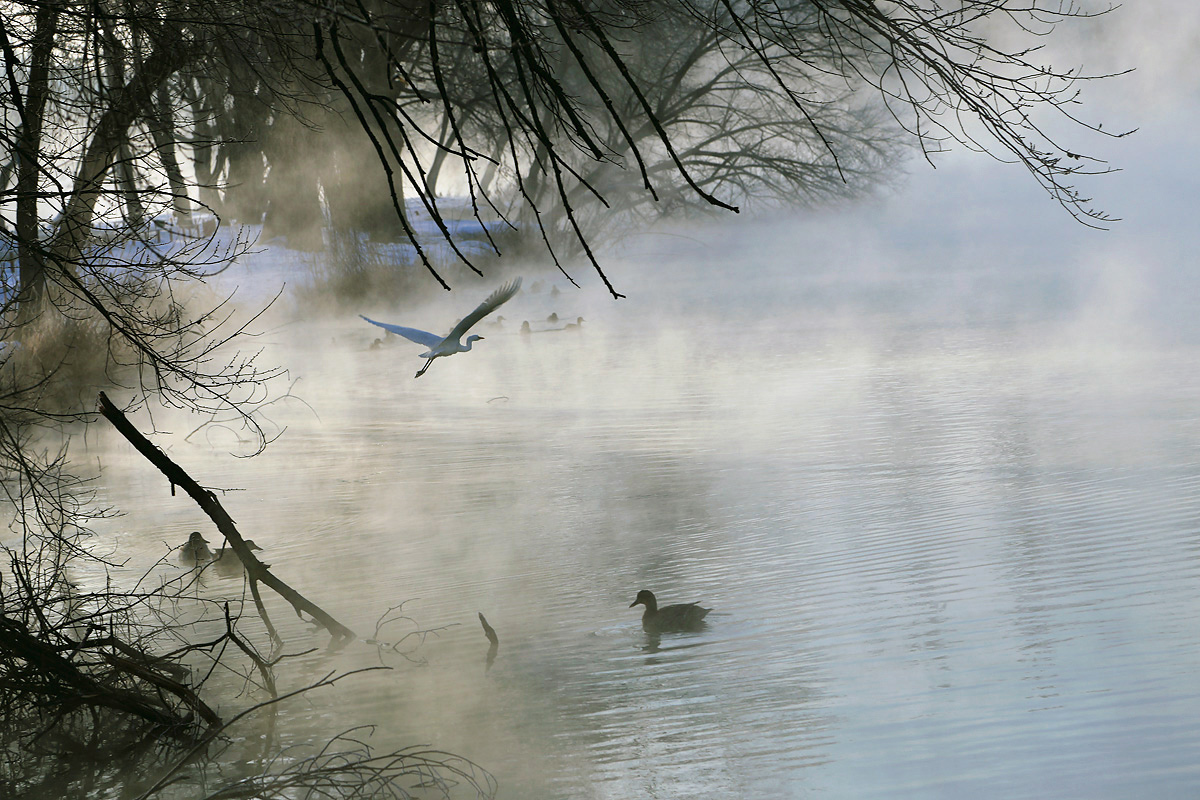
left=86, top=212, right=1200, bottom=798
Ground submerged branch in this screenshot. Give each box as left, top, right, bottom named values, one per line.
left=97, top=391, right=356, bottom=647
left=0, top=613, right=216, bottom=735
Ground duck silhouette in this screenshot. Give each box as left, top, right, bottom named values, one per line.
left=213, top=539, right=263, bottom=574
left=629, top=589, right=710, bottom=632
left=180, top=531, right=213, bottom=565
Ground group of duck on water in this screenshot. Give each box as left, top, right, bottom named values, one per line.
left=180, top=531, right=262, bottom=576
left=184, top=276, right=712, bottom=633
left=182, top=532, right=712, bottom=633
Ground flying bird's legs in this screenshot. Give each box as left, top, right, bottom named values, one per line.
left=414, top=358, right=435, bottom=378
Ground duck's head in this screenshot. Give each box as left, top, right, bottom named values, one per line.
left=216, top=538, right=263, bottom=563
left=629, top=589, right=657, bottom=609
left=188, top=531, right=208, bottom=545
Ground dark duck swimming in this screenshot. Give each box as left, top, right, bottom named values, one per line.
left=629, top=589, right=711, bottom=632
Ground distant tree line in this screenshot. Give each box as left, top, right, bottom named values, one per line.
left=2, top=0, right=1124, bottom=301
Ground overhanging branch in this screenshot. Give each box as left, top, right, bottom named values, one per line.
left=97, top=391, right=356, bottom=648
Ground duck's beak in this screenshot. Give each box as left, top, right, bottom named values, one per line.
left=629, top=599, right=640, bottom=608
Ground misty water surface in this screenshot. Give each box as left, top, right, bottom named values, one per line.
left=86, top=215, right=1200, bottom=798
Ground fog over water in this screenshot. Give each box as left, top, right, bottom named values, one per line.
left=81, top=147, right=1200, bottom=796
left=71, top=6, right=1200, bottom=795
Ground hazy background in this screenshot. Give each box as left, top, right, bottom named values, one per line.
left=76, top=5, right=1200, bottom=798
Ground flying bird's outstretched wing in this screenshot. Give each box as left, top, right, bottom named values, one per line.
left=359, top=315, right=445, bottom=349
left=445, top=277, right=522, bottom=342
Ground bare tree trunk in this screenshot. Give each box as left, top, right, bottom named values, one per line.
left=323, top=121, right=406, bottom=242
left=50, top=33, right=195, bottom=265
left=182, top=76, right=223, bottom=215
left=477, top=140, right=506, bottom=195
left=221, top=86, right=269, bottom=224
left=100, top=19, right=145, bottom=228
left=3, top=5, right=59, bottom=314
left=150, top=84, right=191, bottom=222
left=261, top=112, right=324, bottom=250
left=424, top=113, right=453, bottom=196
left=0, top=138, right=16, bottom=195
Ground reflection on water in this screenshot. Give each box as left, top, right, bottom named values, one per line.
left=86, top=229, right=1200, bottom=798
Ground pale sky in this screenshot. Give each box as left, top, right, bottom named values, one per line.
left=855, top=2, right=1200, bottom=342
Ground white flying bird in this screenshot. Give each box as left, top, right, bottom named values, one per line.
left=360, top=277, right=522, bottom=378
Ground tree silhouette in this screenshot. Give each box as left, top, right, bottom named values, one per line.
left=0, top=0, right=1127, bottom=795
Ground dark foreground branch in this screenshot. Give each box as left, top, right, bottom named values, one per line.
left=97, top=392, right=356, bottom=647
left=0, top=614, right=217, bottom=735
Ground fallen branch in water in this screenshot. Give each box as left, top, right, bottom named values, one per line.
left=0, top=613, right=219, bottom=734
left=97, top=391, right=355, bottom=648
left=478, top=613, right=498, bottom=647
left=479, top=612, right=498, bottom=672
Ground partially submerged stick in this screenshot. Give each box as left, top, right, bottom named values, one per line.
left=478, top=612, right=498, bottom=672
left=97, top=391, right=355, bottom=647
left=477, top=612, right=498, bottom=647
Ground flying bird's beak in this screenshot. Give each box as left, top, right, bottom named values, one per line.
left=477, top=336, right=485, bottom=340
